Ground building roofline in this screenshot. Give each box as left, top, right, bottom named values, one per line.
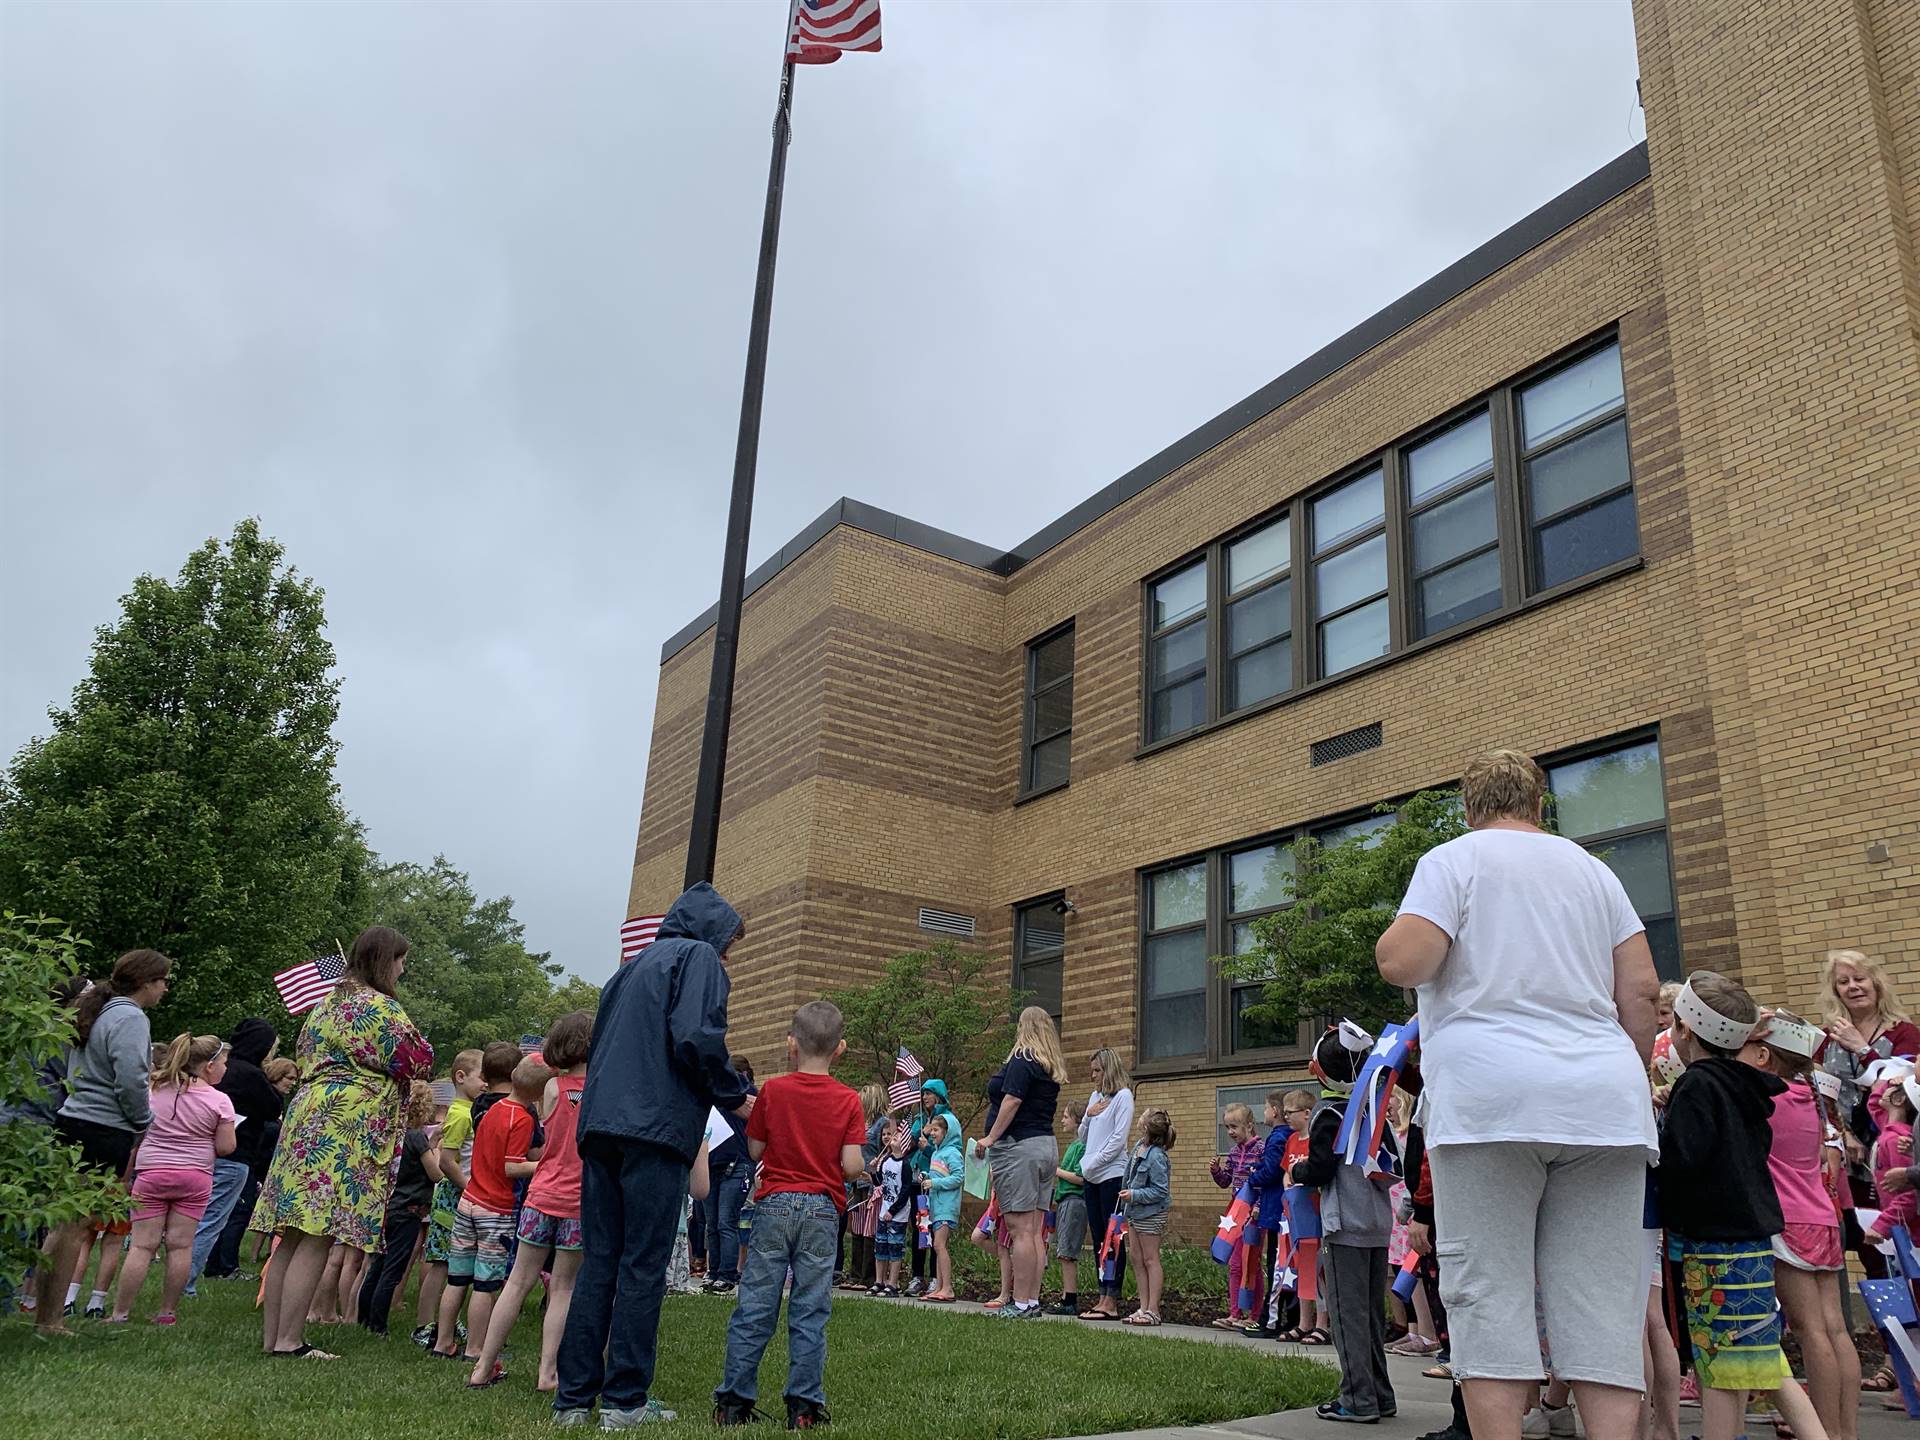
left=661, top=142, right=1650, bottom=664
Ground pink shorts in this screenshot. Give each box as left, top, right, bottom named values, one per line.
left=130, top=1166, right=213, bottom=1224
left=1774, top=1221, right=1844, bottom=1272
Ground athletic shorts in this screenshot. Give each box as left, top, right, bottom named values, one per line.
left=1053, top=1194, right=1088, bottom=1259
left=447, top=1195, right=515, bottom=1292
left=515, top=1204, right=582, bottom=1253
left=875, top=1220, right=908, bottom=1262
left=130, top=1166, right=214, bottom=1224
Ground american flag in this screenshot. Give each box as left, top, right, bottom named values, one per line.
left=786, top=0, right=881, bottom=65
left=620, top=914, right=665, bottom=964
left=273, top=950, right=346, bottom=1015
left=519, top=1034, right=543, bottom=1056
left=886, top=1078, right=918, bottom=1111
left=894, top=1046, right=923, bottom=1080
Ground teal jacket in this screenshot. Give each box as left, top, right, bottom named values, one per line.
left=908, top=1078, right=962, bottom=1177
left=925, top=1133, right=965, bottom=1225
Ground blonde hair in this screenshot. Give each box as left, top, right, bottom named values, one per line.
left=1282, top=1088, right=1316, bottom=1114
left=1222, top=1102, right=1255, bottom=1131
left=263, top=1057, right=299, bottom=1087
left=1821, top=949, right=1909, bottom=1029
left=405, top=1079, right=435, bottom=1129
left=153, top=1033, right=224, bottom=1089
left=1089, top=1046, right=1132, bottom=1095
left=858, top=1083, right=886, bottom=1123
left=1141, top=1108, right=1176, bottom=1150
left=512, top=1057, right=553, bottom=1099
left=1460, top=748, right=1547, bottom=826
left=452, top=1048, right=485, bottom=1080
left=1657, top=980, right=1683, bottom=1009
left=1010, top=1006, right=1068, bottom=1084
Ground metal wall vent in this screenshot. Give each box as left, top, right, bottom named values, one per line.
left=916, top=907, right=977, bottom=938
left=1310, top=721, right=1383, bottom=767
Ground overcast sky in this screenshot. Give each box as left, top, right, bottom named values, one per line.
left=1, top=0, right=1640, bottom=982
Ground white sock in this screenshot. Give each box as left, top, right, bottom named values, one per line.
left=88, top=1290, right=107, bottom=1309
left=65, top=1283, right=80, bottom=1306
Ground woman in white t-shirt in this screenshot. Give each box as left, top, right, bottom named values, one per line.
left=1074, top=1047, right=1134, bottom=1320
left=1377, top=748, right=1660, bottom=1440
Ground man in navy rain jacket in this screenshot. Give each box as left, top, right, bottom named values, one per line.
left=554, top=882, right=753, bottom=1427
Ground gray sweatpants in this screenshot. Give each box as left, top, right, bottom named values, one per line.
left=1428, top=1142, right=1647, bottom=1391
left=1324, top=1242, right=1394, bottom=1418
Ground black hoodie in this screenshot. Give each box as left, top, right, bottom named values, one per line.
left=219, top=1018, right=285, bottom=1175
left=1658, top=1054, right=1786, bottom=1240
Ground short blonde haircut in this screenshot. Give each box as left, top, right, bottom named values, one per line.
left=1222, top=1102, right=1255, bottom=1131
left=1461, top=748, right=1547, bottom=827
left=1657, top=981, right=1683, bottom=1009
left=1821, top=948, right=1909, bottom=1028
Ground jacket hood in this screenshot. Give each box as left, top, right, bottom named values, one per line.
left=920, top=1078, right=950, bottom=1107
left=1689, top=1054, right=1787, bottom=1123
left=228, top=1018, right=278, bottom=1066
left=657, top=882, right=743, bottom=953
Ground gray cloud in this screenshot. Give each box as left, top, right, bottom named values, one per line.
left=1, top=0, right=1639, bottom=982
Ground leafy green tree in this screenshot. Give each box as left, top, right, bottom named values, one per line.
left=0, top=916, right=127, bottom=1291
left=1219, top=790, right=1467, bottom=1036
left=826, top=941, right=1022, bottom=1128
left=366, top=856, right=565, bottom=1061
left=0, top=520, right=368, bottom=1033
left=544, top=974, right=606, bottom=1028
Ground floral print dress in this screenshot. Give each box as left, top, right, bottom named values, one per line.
left=250, top=985, right=434, bottom=1252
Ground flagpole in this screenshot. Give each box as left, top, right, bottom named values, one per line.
left=684, top=54, right=797, bottom=891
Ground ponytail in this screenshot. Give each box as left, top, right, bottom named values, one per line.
left=152, top=1033, right=223, bottom=1089
left=74, top=949, right=172, bottom=1046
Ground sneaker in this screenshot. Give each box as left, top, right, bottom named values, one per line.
left=83, top=1305, right=105, bottom=1320
left=1047, top=1301, right=1079, bottom=1316
left=601, top=1399, right=677, bottom=1428
left=1416, top=1428, right=1472, bottom=1440
left=411, top=1325, right=437, bottom=1348
left=906, top=1278, right=926, bottom=1296
left=707, top=1280, right=737, bottom=1295
left=554, top=1411, right=593, bottom=1429
left=786, top=1398, right=831, bottom=1430
left=1522, top=1405, right=1577, bottom=1440
left=62, top=1302, right=75, bottom=1318
left=1316, top=1403, right=1379, bottom=1425
left=714, top=1392, right=760, bottom=1427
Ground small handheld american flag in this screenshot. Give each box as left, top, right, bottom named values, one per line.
left=886, top=1078, right=919, bottom=1111
left=273, top=950, right=346, bottom=1015
left=620, top=914, right=665, bottom=965
left=895, top=1046, right=923, bottom=1080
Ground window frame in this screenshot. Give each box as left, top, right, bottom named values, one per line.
left=1012, top=893, right=1067, bottom=1031
left=1020, top=621, right=1076, bottom=799
left=1516, top=343, right=1636, bottom=594
left=1137, top=855, right=1212, bottom=1065
left=1309, top=461, right=1394, bottom=680
left=1137, top=330, right=1638, bottom=756
left=1542, top=728, right=1682, bottom=980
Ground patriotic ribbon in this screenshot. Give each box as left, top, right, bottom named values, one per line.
left=1392, top=1248, right=1421, bottom=1302
left=1210, top=1182, right=1256, bottom=1264
left=1334, top=1017, right=1419, bottom=1176
left=1098, top=1212, right=1129, bottom=1285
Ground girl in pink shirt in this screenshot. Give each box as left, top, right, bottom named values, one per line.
left=113, top=1034, right=237, bottom=1326
left=1754, top=1010, right=1858, bottom=1440
left=467, top=1010, right=592, bottom=1393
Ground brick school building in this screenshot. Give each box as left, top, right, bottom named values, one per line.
left=629, top=0, right=1920, bottom=1231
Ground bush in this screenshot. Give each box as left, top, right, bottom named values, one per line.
left=0, top=915, right=129, bottom=1289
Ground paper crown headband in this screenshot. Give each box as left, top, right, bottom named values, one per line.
left=1754, top=1011, right=1825, bottom=1061
left=1336, top=1019, right=1376, bottom=1053
left=1673, top=978, right=1757, bottom=1052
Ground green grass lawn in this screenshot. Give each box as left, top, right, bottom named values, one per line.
left=0, top=1275, right=1334, bottom=1440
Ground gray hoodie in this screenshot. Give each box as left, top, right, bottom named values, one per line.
left=59, top=996, right=153, bottom=1133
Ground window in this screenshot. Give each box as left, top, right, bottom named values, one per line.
left=1138, top=333, right=1640, bottom=748
left=1023, top=625, right=1074, bottom=794
left=1546, top=736, right=1681, bottom=980
left=1226, top=517, right=1293, bottom=711
left=1141, top=862, right=1207, bottom=1060
left=1406, top=409, right=1501, bottom=638
left=1520, top=343, right=1634, bottom=591
left=1147, top=561, right=1207, bottom=741
left=1013, top=898, right=1065, bottom=1029
left=1226, top=842, right=1296, bottom=1052
left=1214, top=1084, right=1272, bottom=1153
left=1312, top=467, right=1389, bottom=677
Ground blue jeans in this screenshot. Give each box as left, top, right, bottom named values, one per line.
left=716, top=1191, right=838, bottom=1407
left=187, top=1159, right=251, bottom=1289
left=554, top=1137, right=687, bottom=1415
left=703, top=1163, right=749, bottom=1283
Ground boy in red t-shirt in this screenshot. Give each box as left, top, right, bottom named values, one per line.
left=713, top=1002, right=866, bottom=1430
left=435, top=1045, right=546, bottom=1365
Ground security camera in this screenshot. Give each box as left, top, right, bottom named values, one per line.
left=1050, top=897, right=1076, bottom=916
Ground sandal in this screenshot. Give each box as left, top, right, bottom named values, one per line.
left=1865, top=1366, right=1900, bottom=1393
left=1300, top=1327, right=1332, bottom=1346
left=1123, top=1311, right=1161, bottom=1326
left=467, top=1362, right=507, bottom=1389
left=273, top=1344, right=338, bottom=1360
left=1423, top=1363, right=1453, bottom=1381
left=1211, top=1317, right=1243, bottom=1330
left=1276, top=1327, right=1305, bottom=1343
left=1079, top=1308, right=1117, bottom=1320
